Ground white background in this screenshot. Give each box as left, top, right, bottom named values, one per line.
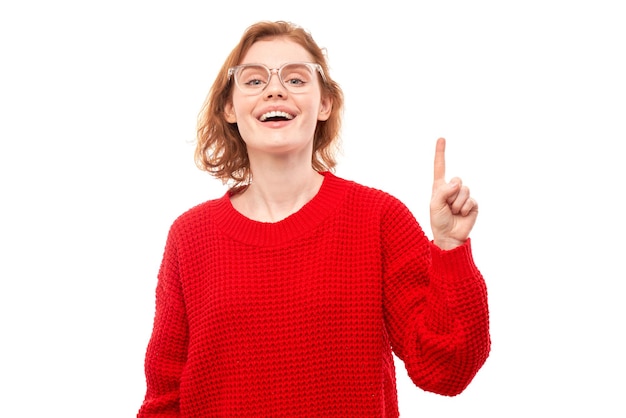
left=1, top=1, right=625, bottom=417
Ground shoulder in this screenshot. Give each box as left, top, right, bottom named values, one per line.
left=327, top=173, right=417, bottom=229
left=169, top=194, right=227, bottom=233
left=332, top=174, right=425, bottom=246
left=331, top=173, right=408, bottom=212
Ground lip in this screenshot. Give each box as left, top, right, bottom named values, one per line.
left=257, top=118, right=293, bottom=129
left=256, top=106, right=297, bottom=122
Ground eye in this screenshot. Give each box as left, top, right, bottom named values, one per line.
left=284, top=76, right=306, bottom=86
left=244, top=78, right=265, bottom=86
left=281, top=64, right=314, bottom=87
left=238, top=66, right=269, bottom=87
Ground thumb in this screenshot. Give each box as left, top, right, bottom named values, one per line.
left=432, top=178, right=461, bottom=208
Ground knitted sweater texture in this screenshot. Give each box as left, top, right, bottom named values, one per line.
left=138, top=172, right=490, bottom=417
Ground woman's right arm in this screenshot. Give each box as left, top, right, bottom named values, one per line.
left=137, top=228, right=188, bottom=417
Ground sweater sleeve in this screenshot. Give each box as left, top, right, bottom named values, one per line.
left=381, top=198, right=490, bottom=396
left=138, top=225, right=189, bottom=417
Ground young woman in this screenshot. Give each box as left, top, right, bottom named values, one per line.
left=138, top=20, right=490, bottom=417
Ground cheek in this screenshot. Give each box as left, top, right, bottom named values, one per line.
left=229, top=99, right=255, bottom=141
left=230, top=94, right=254, bottom=117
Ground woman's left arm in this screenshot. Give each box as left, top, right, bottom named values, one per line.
left=383, top=138, right=489, bottom=395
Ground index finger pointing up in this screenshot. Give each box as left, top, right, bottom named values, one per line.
left=434, top=137, right=446, bottom=182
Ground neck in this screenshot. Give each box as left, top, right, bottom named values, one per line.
left=231, top=162, right=324, bottom=223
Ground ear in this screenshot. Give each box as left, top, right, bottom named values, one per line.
left=317, top=96, right=333, bottom=121
left=224, top=102, right=237, bottom=123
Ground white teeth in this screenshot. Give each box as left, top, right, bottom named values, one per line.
left=259, top=110, right=294, bottom=122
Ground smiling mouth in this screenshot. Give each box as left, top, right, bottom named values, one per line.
left=259, top=110, right=295, bottom=122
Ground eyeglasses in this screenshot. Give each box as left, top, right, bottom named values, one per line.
left=228, top=62, right=326, bottom=96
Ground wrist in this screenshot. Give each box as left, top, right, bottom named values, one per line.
left=433, top=237, right=465, bottom=250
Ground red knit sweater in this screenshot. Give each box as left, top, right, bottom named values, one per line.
left=138, top=172, right=490, bottom=417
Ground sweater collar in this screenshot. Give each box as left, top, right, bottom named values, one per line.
left=212, top=171, right=349, bottom=246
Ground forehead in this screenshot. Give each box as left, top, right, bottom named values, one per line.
left=240, top=38, right=314, bottom=67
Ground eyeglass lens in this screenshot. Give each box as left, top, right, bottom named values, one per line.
left=235, top=63, right=318, bottom=95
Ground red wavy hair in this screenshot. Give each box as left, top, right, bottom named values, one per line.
left=195, top=21, right=344, bottom=189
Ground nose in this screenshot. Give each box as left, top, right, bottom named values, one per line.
left=264, top=68, right=286, bottom=98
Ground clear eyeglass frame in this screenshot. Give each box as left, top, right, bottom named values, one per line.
left=227, top=62, right=327, bottom=96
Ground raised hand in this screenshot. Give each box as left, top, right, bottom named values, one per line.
left=430, top=138, right=478, bottom=250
